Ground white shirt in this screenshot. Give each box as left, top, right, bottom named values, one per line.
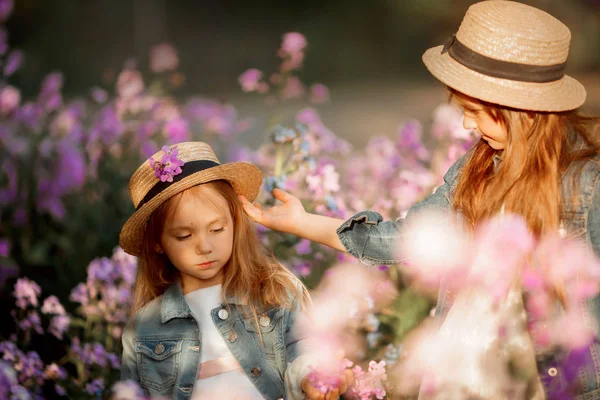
left=185, top=285, right=264, bottom=400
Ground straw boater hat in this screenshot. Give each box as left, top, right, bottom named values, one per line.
left=422, top=0, right=586, bottom=112
left=119, top=142, right=262, bottom=256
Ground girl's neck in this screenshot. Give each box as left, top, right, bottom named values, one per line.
left=180, top=273, right=224, bottom=295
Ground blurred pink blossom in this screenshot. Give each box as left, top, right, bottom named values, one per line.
left=281, top=32, right=307, bottom=54
left=41, top=296, right=66, bottom=316
left=150, top=43, right=179, bottom=73
left=0, top=85, right=20, bottom=115
left=13, top=278, right=41, bottom=309
left=310, top=83, right=329, bottom=104
left=116, top=70, right=144, bottom=99
left=238, top=69, right=266, bottom=93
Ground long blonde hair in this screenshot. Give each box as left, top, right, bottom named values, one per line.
left=451, top=89, right=600, bottom=236
left=131, top=180, right=309, bottom=316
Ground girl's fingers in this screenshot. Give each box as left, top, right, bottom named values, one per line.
left=272, top=188, right=292, bottom=203
left=325, top=389, right=340, bottom=400
left=238, top=195, right=261, bottom=222
left=340, top=369, right=355, bottom=393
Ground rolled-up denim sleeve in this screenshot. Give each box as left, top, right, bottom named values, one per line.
left=120, top=319, right=139, bottom=382
left=336, top=154, right=468, bottom=266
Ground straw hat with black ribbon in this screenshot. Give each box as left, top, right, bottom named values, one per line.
left=422, top=0, right=586, bottom=112
left=119, top=142, right=262, bottom=256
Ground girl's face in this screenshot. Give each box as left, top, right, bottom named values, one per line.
left=459, top=98, right=508, bottom=150
left=159, top=185, right=234, bottom=294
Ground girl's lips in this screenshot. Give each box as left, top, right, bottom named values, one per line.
left=196, top=261, right=215, bottom=269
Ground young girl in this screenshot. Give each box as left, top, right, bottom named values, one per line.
left=119, top=142, right=351, bottom=400
left=240, top=1, right=600, bottom=397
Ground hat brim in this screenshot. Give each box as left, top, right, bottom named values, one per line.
left=422, top=45, right=587, bottom=112
left=119, top=162, right=262, bottom=256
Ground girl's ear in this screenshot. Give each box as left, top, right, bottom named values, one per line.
left=155, top=244, right=164, bottom=254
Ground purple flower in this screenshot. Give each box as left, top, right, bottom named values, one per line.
left=0, top=0, right=13, bottom=22
left=90, top=87, right=108, bottom=104
left=164, top=118, right=189, bottom=142
left=90, top=105, right=124, bottom=145
left=87, top=257, right=115, bottom=283
left=13, top=278, right=41, bottom=309
left=141, top=140, right=158, bottom=158
left=69, top=283, right=88, bottom=306
left=55, top=384, right=66, bottom=396
left=17, top=311, right=43, bottom=335
left=17, top=351, right=44, bottom=385
left=49, top=315, right=70, bottom=339
left=0, top=360, right=17, bottom=399
left=86, top=378, right=104, bottom=396
left=38, top=72, right=64, bottom=111
left=148, top=145, right=184, bottom=182
left=0, top=239, right=10, bottom=257
left=296, top=239, right=312, bottom=255
left=4, top=49, right=23, bottom=77
left=107, top=353, right=121, bottom=369
left=15, top=102, right=44, bottom=131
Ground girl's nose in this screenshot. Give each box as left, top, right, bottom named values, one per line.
left=195, top=237, right=211, bottom=255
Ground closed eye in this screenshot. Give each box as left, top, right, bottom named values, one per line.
left=176, top=234, right=191, bottom=241
left=211, top=227, right=224, bottom=233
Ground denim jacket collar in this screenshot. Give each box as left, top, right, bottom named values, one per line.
left=160, top=281, right=246, bottom=324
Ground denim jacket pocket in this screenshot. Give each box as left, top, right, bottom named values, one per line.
left=136, top=339, right=182, bottom=392
left=242, top=308, right=285, bottom=358
left=561, top=212, right=587, bottom=240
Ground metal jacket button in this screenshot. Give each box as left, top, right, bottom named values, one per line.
left=218, top=309, right=229, bottom=320
left=251, top=367, right=262, bottom=377
left=154, top=343, right=165, bottom=355
left=227, top=331, right=238, bottom=343
left=259, top=315, right=270, bottom=327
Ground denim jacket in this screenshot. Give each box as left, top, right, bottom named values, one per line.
left=337, top=152, right=600, bottom=399
left=120, top=282, right=311, bottom=400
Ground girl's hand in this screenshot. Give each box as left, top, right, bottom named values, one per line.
left=301, top=369, right=354, bottom=400
left=238, top=189, right=307, bottom=234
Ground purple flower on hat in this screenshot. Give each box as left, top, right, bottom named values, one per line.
left=148, top=145, right=184, bottom=182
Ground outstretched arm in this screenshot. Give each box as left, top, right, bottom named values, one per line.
left=239, top=188, right=347, bottom=252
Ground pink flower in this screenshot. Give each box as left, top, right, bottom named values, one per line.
left=310, top=83, right=329, bottom=104
left=281, top=32, right=307, bottom=54
left=41, top=296, right=66, bottom=316
left=148, top=145, right=185, bottom=182
left=49, top=315, right=70, bottom=339
left=0, top=85, right=20, bottom=115
left=150, top=43, right=179, bottom=73
left=117, top=69, right=144, bottom=99
left=239, top=69, right=266, bottom=93
left=13, top=278, right=41, bottom=309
